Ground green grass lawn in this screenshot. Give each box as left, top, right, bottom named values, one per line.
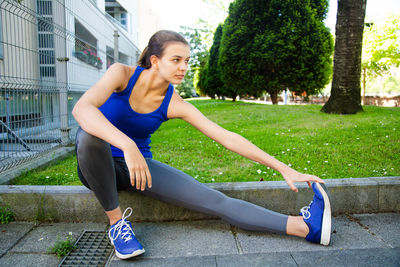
left=12, top=100, right=400, bottom=185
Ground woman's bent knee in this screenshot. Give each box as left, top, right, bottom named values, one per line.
left=76, top=127, right=109, bottom=155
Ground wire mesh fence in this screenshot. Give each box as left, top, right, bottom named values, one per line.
left=0, top=0, right=139, bottom=174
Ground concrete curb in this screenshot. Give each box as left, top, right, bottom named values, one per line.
left=0, top=177, right=398, bottom=223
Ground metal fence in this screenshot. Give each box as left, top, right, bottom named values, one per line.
left=0, top=0, right=138, bottom=173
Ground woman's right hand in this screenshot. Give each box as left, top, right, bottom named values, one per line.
left=122, top=143, right=152, bottom=191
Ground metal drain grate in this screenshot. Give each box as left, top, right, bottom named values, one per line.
left=58, top=230, right=114, bottom=267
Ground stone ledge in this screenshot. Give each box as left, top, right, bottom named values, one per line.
left=0, top=177, right=398, bottom=222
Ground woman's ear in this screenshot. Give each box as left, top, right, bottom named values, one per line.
left=150, top=55, right=159, bottom=69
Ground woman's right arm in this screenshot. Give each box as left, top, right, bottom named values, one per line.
left=72, top=63, right=152, bottom=190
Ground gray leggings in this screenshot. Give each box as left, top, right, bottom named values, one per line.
left=75, top=127, right=288, bottom=234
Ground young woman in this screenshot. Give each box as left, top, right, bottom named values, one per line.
left=73, top=30, right=332, bottom=260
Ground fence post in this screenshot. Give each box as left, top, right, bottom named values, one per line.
left=114, top=30, right=119, bottom=63
left=54, top=0, right=70, bottom=145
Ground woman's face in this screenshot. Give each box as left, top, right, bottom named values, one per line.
left=153, top=42, right=190, bottom=85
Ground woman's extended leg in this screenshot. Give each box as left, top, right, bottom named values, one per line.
left=138, top=158, right=308, bottom=236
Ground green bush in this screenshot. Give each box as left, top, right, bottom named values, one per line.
left=0, top=206, right=15, bottom=224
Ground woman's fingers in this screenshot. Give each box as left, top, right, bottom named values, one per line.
left=308, top=174, right=324, bottom=183
left=135, top=170, right=142, bottom=190
left=300, top=175, right=324, bottom=189
left=298, top=174, right=324, bottom=184
left=130, top=171, right=135, bottom=187
left=145, top=168, right=152, bottom=188
left=140, top=169, right=147, bottom=191
left=128, top=162, right=152, bottom=191
left=284, top=172, right=325, bottom=192
left=287, top=180, right=298, bottom=192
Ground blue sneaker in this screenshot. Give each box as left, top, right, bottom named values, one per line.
left=300, top=182, right=332, bottom=246
left=108, top=207, right=145, bottom=259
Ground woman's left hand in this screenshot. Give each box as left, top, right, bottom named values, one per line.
left=281, top=168, right=325, bottom=192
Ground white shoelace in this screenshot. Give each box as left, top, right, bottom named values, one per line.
left=109, top=207, right=134, bottom=242
left=300, top=201, right=312, bottom=220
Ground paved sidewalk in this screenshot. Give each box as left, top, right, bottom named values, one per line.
left=0, top=213, right=398, bottom=266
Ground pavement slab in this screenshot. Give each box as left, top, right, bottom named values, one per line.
left=109, top=220, right=238, bottom=266
left=0, top=212, right=398, bottom=267
left=291, top=247, right=400, bottom=267
left=324, top=215, right=389, bottom=249
left=10, top=222, right=107, bottom=253
left=120, top=220, right=237, bottom=258
left=109, top=255, right=217, bottom=267
left=234, top=215, right=388, bottom=254
left=0, top=253, right=60, bottom=267
left=0, top=222, right=35, bottom=256
left=215, top=252, right=297, bottom=267
left=352, top=213, right=400, bottom=248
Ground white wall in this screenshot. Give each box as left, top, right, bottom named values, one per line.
left=0, top=0, right=39, bottom=89
left=64, top=0, right=140, bottom=92
left=117, top=0, right=140, bottom=45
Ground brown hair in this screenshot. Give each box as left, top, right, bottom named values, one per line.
left=138, top=30, right=189, bottom=69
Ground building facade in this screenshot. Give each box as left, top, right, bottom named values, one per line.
left=0, top=0, right=160, bottom=173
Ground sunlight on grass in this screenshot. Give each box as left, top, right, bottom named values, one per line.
left=12, top=100, right=400, bottom=185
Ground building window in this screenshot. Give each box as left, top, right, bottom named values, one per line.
left=37, top=0, right=52, bottom=15
left=38, top=17, right=53, bottom=32
left=105, top=2, right=128, bottom=31
left=119, top=51, right=129, bottom=65
left=106, top=46, right=131, bottom=68
left=106, top=46, right=114, bottom=69
left=105, top=7, right=115, bottom=17
left=37, top=0, right=55, bottom=77
left=119, top=12, right=127, bottom=27
left=38, top=34, right=54, bottom=48
left=0, top=91, right=43, bottom=131
left=74, top=19, right=102, bottom=69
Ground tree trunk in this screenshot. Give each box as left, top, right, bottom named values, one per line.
left=321, top=0, right=367, bottom=114
left=270, top=91, right=278, bottom=104
left=231, top=93, right=237, bottom=102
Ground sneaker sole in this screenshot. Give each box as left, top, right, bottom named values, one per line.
left=110, top=238, right=146, bottom=259
left=315, top=182, right=332, bottom=246
left=115, top=248, right=145, bottom=259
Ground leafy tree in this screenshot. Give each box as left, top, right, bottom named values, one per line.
left=219, top=0, right=333, bottom=103
left=321, top=0, right=367, bottom=114
left=176, top=74, right=196, bottom=98
left=198, top=62, right=211, bottom=98
left=178, top=22, right=212, bottom=98
left=199, top=24, right=225, bottom=98
left=361, top=14, right=400, bottom=99
left=218, top=0, right=258, bottom=101
left=268, top=0, right=333, bottom=97
left=309, top=0, right=329, bottom=21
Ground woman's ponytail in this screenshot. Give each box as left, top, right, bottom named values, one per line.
left=138, top=46, right=151, bottom=68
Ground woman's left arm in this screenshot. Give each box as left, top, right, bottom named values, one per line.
left=168, top=94, right=324, bottom=192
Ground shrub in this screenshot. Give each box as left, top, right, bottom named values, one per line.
left=48, top=233, right=77, bottom=258
left=0, top=206, right=15, bottom=224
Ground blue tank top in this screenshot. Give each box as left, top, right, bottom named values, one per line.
left=99, top=66, right=173, bottom=158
